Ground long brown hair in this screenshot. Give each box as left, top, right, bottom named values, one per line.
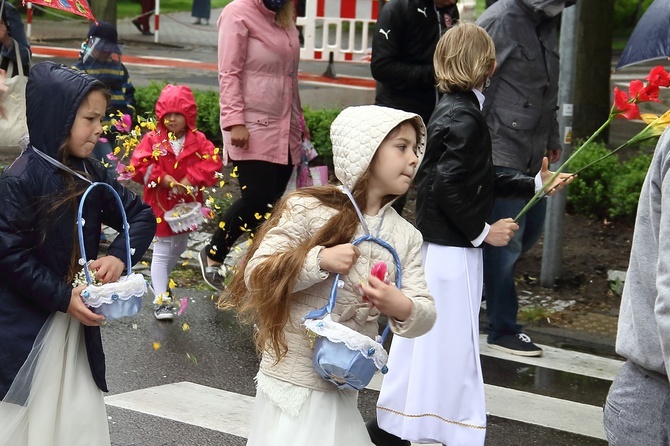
left=221, top=172, right=370, bottom=362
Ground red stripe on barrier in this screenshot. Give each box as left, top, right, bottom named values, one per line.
left=30, top=46, right=376, bottom=89
left=341, top=0, right=356, bottom=18
left=314, top=51, right=323, bottom=60
left=344, top=53, right=353, bottom=61
left=317, top=0, right=325, bottom=17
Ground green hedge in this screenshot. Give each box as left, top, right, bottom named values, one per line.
left=567, top=140, right=653, bottom=221
left=133, top=84, right=340, bottom=163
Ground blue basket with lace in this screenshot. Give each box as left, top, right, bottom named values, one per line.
left=76, top=182, right=147, bottom=321
left=303, top=234, right=399, bottom=391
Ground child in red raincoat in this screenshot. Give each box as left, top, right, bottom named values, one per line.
left=131, top=84, right=222, bottom=320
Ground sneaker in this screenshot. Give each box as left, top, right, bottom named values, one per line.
left=193, top=18, right=202, bottom=24
left=141, top=30, right=154, bottom=36
left=154, top=304, right=175, bottom=321
left=198, top=246, right=227, bottom=292
left=488, top=333, right=543, bottom=357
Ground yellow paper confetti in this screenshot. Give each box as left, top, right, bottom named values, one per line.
left=182, top=323, right=190, bottom=332
left=153, top=342, right=161, bottom=350
left=169, top=278, right=177, bottom=289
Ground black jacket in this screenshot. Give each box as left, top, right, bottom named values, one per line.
left=371, top=0, right=458, bottom=124
left=0, top=62, right=156, bottom=399
left=415, top=90, right=534, bottom=247
left=0, top=1, right=31, bottom=76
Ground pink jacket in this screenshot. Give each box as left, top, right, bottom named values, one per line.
left=217, top=0, right=302, bottom=166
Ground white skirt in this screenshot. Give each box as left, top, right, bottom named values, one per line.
left=376, top=243, right=486, bottom=445
left=0, top=312, right=110, bottom=446
left=247, top=372, right=374, bottom=446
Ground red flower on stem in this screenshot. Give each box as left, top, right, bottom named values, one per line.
left=629, top=79, right=660, bottom=104
left=613, top=87, right=641, bottom=120
left=645, top=66, right=670, bottom=88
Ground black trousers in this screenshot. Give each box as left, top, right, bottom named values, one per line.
left=206, top=159, right=293, bottom=263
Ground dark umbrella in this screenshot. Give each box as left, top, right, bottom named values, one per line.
left=617, top=0, right=670, bottom=69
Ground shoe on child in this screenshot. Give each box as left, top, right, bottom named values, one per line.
left=154, top=303, right=175, bottom=321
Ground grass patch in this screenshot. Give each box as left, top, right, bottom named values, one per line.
left=116, top=0, right=232, bottom=19
left=170, top=264, right=214, bottom=292
left=518, top=306, right=555, bottom=323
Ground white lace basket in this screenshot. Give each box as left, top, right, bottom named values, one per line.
left=77, top=182, right=147, bottom=321
left=163, top=201, right=203, bottom=233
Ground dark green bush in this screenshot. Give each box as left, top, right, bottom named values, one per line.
left=614, top=0, right=653, bottom=33
left=566, top=140, right=653, bottom=221
left=303, top=106, right=341, bottom=165
left=609, top=153, right=652, bottom=219
left=567, top=141, right=619, bottom=219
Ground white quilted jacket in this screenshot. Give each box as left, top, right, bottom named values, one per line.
left=246, top=105, right=436, bottom=391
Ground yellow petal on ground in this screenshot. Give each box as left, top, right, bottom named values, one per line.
left=264, top=213, right=271, bottom=219
left=181, top=260, right=189, bottom=267
left=241, top=185, right=247, bottom=190
left=182, top=323, right=190, bottom=331
left=169, top=278, right=177, bottom=289
left=153, top=342, right=161, bottom=350
left=141, top=261, right=149, bottom=266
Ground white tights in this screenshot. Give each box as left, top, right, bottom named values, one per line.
left=151, top=233, right=190, bottom=304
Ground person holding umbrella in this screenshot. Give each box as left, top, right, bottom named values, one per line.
left=0, top=0, right=30, bottom=77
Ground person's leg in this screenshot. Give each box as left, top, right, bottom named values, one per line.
left=483, top=196, right=525, bottom=341
left=151, top=234, right=189, bottom=320
left=200, top=160, right=292, bottom=289
left=483, top=174, right=544, bottom=356
left=604, top=361, right=670, bottom=445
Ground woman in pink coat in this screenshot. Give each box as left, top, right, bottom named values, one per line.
left=199, top=0, right=303, bottom=291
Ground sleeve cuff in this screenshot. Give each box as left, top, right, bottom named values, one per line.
left=534, top=172, right=544, bottom=194
left=471, top=223, right=490, bottom=247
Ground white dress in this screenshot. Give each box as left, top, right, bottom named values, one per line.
left=0, top=312, right=110, bottom=446
left=376, top=243, right=486, bottom=445
left=246, top=372, right=374, bottom=446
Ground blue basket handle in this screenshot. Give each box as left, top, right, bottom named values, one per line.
left=77, top=182, right=133, bottom=286
left=305, top=234, right=401, bottom=342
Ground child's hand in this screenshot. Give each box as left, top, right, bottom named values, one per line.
left=89, top=255, right=125, bottom=284
left=161, top=174, right=179, bottom=189
left=68, top=285, right=106, bottom=326
left=359, top=275, right=413, bottom=321
left=319, top=244, right=361, bottom=275
left=539, top=157, right=575, bottom=195
left=485, top=218, right=518, bottom=247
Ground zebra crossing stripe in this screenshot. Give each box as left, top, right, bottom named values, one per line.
left=478, top=335, right=623, bottom=381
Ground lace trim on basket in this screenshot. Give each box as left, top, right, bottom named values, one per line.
left=82, top=273, right=147, bottom=308
left=304, top=314, right=388, bottom=370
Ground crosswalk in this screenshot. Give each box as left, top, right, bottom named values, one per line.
left=104, top=333, right=621, bottom=445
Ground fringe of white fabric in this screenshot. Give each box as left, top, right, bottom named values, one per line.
left=304, top=315, right=388, bottom=370
left=255, top=371, right=311, bottom=418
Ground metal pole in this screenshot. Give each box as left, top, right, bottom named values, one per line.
left=540, top=4, right=580, bottom=288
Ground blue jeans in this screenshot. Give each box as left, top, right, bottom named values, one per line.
left=483, top=167, right=546, bottom=342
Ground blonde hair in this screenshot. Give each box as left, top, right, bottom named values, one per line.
left=433, top=22, right=496, bottom=94
left=275, top=0, right=296, bottom=29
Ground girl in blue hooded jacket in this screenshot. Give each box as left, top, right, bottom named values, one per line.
left=0, top=61, right=156, bottom=446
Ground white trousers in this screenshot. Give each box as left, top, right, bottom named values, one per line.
left=376, top=243, right=486, bottom=445
left=151, top=233, right=190, bottom=303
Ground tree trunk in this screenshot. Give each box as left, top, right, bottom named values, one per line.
left=90, top=0, right=116, bottom=25
left=572, top=0, right=614, bottom=143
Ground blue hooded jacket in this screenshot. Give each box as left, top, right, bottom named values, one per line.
left=0, top=62, right=156, bottom=399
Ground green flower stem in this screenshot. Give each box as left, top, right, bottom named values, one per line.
left=514, top=116, right=614, bottom=222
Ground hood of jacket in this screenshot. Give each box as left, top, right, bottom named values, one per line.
left=155, top=84, right=198, bottom=132
left=519, top=0, right=573, bottom=18
left=26, top=61, right=105, bottom=160
left=329, top=105, right=426, bottom=192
